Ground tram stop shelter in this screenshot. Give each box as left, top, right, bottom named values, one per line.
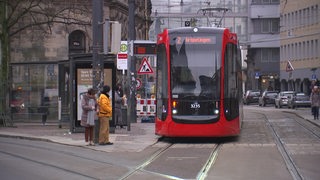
left=59, top=53, right=116, bottom=133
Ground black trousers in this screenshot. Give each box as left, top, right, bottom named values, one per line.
left=312, top=106, right=319, bottom=119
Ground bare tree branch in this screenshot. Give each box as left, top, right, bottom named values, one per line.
left=6, top=0, right=92, bottom=37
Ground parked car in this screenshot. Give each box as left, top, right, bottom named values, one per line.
left=10, top=89, right=25, bottom=113
left=275, top=91, right=295, bottom=108
left=243, top=90, right=261, bottom=105
left=10, top=97, right=25, bottom=113
left=259, top=91, right=278, bottom=106
left=288, top=92, right=311, bottom=109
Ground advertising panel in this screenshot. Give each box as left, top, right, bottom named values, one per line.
left=77, top=69, right=112, bottom=121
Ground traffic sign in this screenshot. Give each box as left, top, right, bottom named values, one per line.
left=138, top=57, right=153, bottom=74
left=117, top=41, right=128, bottom=70
left=255, top=72, right=260, bottom=79
left=117, top=53, right=128, bottom=70
left=185, top=21, right=190, bottom=27
left=120, top=41, right=128, bottom=52
left=286, top=60, right=294, bottom=72
left=136, top=79, right=142, bottom=89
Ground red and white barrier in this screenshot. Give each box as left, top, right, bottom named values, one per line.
left=136, top=98, right=156, bottom=116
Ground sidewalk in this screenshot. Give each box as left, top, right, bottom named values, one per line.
left=285, top=108, right=320, bottom=127
left=0, top=120, right=159, bottom=153
left=0, top=108, right=319, bottom=153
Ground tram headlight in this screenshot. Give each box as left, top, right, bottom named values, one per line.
left=172, top=109, right=178, bottom=114
left=214, top=109, right=219, bottom=115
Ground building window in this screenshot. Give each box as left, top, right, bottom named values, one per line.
left=271, top=19, right=279, bottom=33
left=260, top=48, right=279, bottom=62
left=298, top=10, right=302, bottom=27
left=253, top=18, right=280, bottom=34
left=261, top=19, right=269, bottom=33
left=316, top=40, right=319, bottom=58
left=311, top=6, right=316, bottom=24
left=282, top=14, right=286, bottom=31
left=298, top=42, right=302, bottom=59
left=252, top=0, right=279, bottom=4
left=69, top=30, right=86, bottom=54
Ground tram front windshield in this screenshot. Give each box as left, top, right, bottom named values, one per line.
left=169, top=33, right=222, bottom=119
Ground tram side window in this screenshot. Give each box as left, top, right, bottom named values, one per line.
left=224, top=43, right=239, bottom=120
left=156, top=44, right=168, bottom=120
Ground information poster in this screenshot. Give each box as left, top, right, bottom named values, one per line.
left=77, top=68, right=112, bottom=121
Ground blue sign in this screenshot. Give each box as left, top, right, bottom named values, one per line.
left=255, top=72, right=260, bottom=79
left=312, top=74, right=317, bottom=80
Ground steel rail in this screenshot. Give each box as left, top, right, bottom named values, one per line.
left=260, top=113, right=304, bottom=180
left=119, top=142, right=176, bottom=180
left=196, top=144, right=221, bottom=180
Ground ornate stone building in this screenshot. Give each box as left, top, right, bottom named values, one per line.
left=10, top=0, right=152, bottom=63
left=9, top=0, right=152, bottom=122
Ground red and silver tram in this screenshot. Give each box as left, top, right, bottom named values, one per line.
left=155, top=27, right=243, bottom=137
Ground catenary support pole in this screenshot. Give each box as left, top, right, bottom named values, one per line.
left=92, top=0, right=104, bottom=140
left=127, top=0, right=136, bottom=127
left=92, top=0, right=104, bottom=92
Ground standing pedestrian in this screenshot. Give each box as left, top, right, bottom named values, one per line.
left=39, top=97, right=49, bottom=125
left=80, top=88, right=97, bottom=146
left=310, top=86, right=320, bottom=120
left=114, top=85, right=124, bottom=128
left=116, top=83, right=124, bottom=98
left=97, top=85, right=113, bottom=145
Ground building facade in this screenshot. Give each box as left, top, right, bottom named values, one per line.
left=8, top=0, right=152, bottom=122
left=280, top=0, right=320, bottom=94
left=149, top=0, right=248, bottom=44
left=245, top=0, right=281, bottom=92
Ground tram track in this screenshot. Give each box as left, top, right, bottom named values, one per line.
left=0, top=139, right=115, bottom=165
left=119, top=142, right=175, bottom=180
left=0, top=138, right=131, bottom=179
left=0, top=148, right=98, bottom=179
left=120, top=138, right=222, bottom=180
left=262, top=114, right=303, bottom=180
left=196, top=144, right=222, bottom=180
left=283, top=112, right=320, bottom=139
left=0, top=136, right=222, bottom=180
left=257, top=110, right=320, bottom=180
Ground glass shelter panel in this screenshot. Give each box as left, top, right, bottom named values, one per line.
left=11, top=64, right=58, bottom=122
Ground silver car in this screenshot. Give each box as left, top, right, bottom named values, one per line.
left=275, top=91, right=295, bottom=108
left=288, top=92, right=311, bottom=109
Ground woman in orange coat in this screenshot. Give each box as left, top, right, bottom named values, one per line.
left=97, top=85, right=113, bottom=145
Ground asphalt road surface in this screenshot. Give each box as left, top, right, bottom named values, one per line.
left=0, top=106, right=319, bottom=180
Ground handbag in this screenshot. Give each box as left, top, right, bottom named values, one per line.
left=87, top=110, right=95, bottom=126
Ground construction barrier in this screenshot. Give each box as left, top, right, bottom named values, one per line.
left=136, top=98, right=156, bottom=117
